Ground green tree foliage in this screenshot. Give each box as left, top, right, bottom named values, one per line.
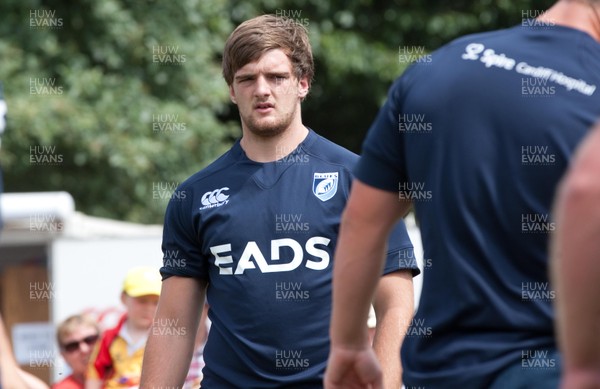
left=0, top=0, right=236, bottom=223
left=0, top=0, right=554, bottom=223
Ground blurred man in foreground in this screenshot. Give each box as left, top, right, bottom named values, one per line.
left=326, top=1, right=600, bottom=388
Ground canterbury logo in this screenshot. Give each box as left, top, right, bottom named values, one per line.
left=199, top=187, right=230, bottom=210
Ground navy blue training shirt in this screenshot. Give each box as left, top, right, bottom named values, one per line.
left=356, top=24, right=600, bottom=388
left=161, top=129, right=418, bottom=388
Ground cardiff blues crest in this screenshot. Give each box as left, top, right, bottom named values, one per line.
left=312, top=172, right=338, bottom=202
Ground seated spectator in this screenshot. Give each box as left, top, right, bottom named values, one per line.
left=52, top=315, right=100, bottom=389
left=85, top=267, right=161, bottom=389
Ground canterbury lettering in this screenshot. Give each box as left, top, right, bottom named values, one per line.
left=210, top=237, right=331, bottom=274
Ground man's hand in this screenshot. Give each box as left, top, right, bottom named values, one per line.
left=324, top=345, right=383, bottom=389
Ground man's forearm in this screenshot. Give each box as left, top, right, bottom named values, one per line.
left=0, top=362, right=29, bottom=389
left=331, top=216, right=389, bottom=348
left=0, top=314, right=31, bottom=389
left=140, top=276, right=206, bottom=388
left=141, top=323, right=197, bottom=387
left=372, top=271, right=414, bottom=389
left=17, top=369, right=49, bottom=389
left=330, top=181, right=409, bottom=349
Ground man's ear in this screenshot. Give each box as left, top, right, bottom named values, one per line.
left=229, top=84, right=237, bottom=104
left=298, top=77, right=309, bottom=99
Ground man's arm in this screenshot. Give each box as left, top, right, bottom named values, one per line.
left=325, top=180, right=411, bottom=389
left=551, top=124, right=600, bottom=388
left=0, top=313, right=30, bottom=389
left=372, top=271, right=414, bottom=389
left=140, top=276, right=207, bottom=388
left=17, top=369, right=48, bottom=389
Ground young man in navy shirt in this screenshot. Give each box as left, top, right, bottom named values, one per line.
left=326, top=1, right=600, bottom=388
left=140, top=14, right=418, bottom=388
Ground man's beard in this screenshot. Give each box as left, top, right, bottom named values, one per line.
left=243, top=105, right=296, bottom=138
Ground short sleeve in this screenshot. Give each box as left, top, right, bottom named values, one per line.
left=382, top=218, right=420, bottom=277
left=160, top=186, right=209, bottom=280
left=354, top=76, right=410, bottom=193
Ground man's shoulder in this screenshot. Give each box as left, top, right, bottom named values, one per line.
left=418, top=25, right=520, bottom=68
left=393, top=25, right=529, bottom=94
left=453, top=25, right=516, bottom=42
left=303, top=130, right=358, bottom=168
left=179, top=146, right=239, bottom=192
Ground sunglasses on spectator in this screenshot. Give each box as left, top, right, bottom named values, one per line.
left=61, top=334, right=99, bottom=353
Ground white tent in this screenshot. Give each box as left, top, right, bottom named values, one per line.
left=0, top=191, right=163, bottom=383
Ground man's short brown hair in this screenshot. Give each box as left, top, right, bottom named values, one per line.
left=222, top=14, right=314, bottom=87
